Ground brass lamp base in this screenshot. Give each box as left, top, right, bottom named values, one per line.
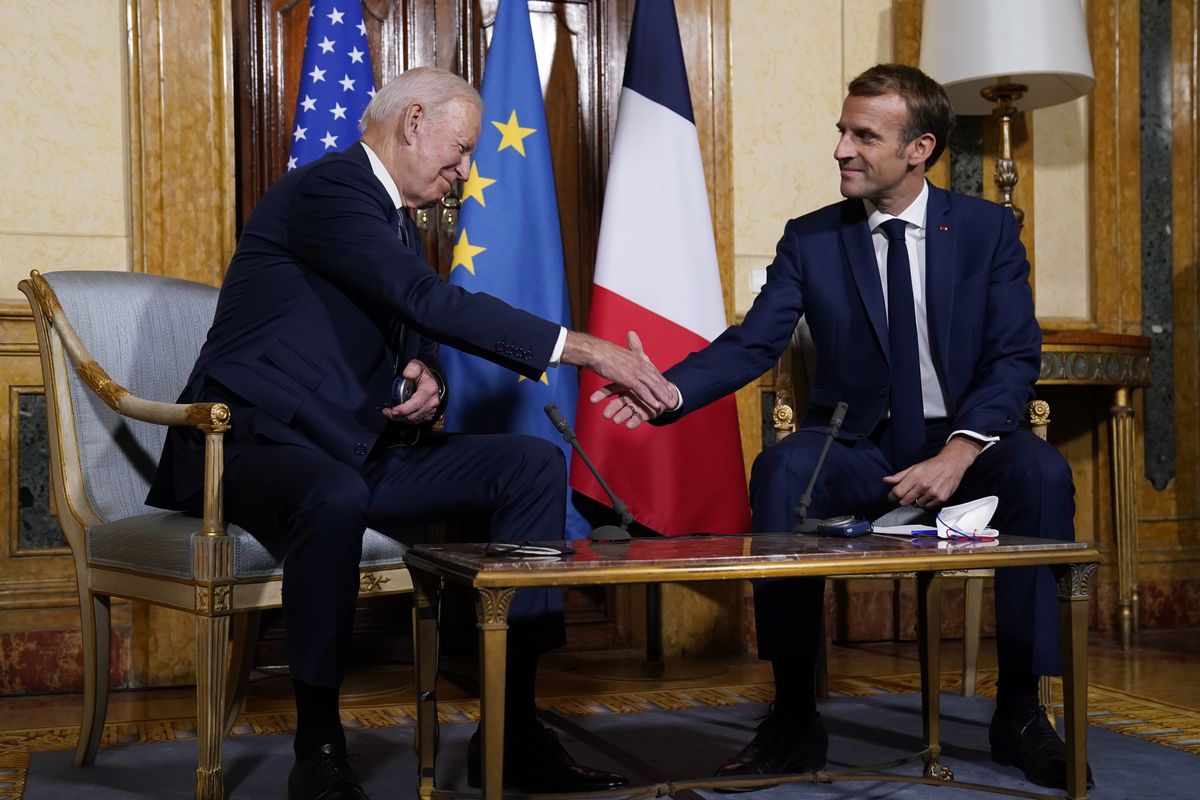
left=980, top=82, right=1029, bottom=226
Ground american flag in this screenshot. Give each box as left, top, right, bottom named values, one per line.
left=287, top=2, right=376, bottom=170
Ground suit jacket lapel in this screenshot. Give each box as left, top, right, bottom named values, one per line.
left=924, top=182, right=955, bottom=384
left=839, top=200, right=890, bottom=361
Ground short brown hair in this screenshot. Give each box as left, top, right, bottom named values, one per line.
left=848, top=63, right=954, bottom=169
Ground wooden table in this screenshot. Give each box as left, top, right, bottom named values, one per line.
left=405, top=533, right=1099, bottom=799
left=1040, top=330, right=1151, bottom=649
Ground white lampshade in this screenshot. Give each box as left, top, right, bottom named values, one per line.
left=920, top=0, right=1094, bottom=115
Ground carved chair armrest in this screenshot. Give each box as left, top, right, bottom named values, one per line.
left=25, top=270, right=230, bottom=535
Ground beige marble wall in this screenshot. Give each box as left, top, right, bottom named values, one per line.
left=0, top=1, right=130, bottom=300
left=730, top=1, right=892, bottom=312
left=1033, top=97, right=1091, bottom=321
left=729, top=1, right=1091, bottom=322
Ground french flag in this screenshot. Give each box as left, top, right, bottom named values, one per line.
left=572, top=0, right=750, bottom=536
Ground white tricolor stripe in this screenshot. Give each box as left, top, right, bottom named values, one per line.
left=593, top=88, right=727, bottom=342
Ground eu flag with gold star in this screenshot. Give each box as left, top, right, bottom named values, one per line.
left=440, top=0, right=586, bottom=539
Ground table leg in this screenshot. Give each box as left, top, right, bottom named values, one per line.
left=411, top=571, right=442, bottom=800
left=916, top=573, right=951, bottom=781
left=1110, top=386, right=1140, bottom=649
left=1056, top=562, right=1098, bottom=800
left=476, top=588, right=515, bottom=800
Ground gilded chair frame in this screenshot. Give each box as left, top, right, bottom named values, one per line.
left=20, top=270, right=414, bottom=800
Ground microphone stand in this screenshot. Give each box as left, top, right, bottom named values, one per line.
left=543, top=404, right=720, bottom=682
left=544, top=404, right=631, bottom=541
left=793, top=402, right=849, bottom=533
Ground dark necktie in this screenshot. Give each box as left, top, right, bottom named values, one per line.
left=389, top=209, right=410, bottom=371
left=397, top=208, right=411, bottom=248
left=880, top=218, right=924, bottom=468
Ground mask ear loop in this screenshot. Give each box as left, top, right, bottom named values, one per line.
left=934, top=510, right=987, bottom=542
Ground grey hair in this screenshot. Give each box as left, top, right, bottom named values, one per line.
left=359, top=66, right=482, bottom=134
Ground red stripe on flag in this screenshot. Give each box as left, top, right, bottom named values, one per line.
left=572, top=286, right=750, bottom=536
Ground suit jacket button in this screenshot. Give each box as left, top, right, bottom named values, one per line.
left=354, top=442, right=368, bottom=456
left=879, top=386, right=889, bottom=396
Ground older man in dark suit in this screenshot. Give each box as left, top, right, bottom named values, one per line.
left=598, top=63, right=1087, bottom=791
left=148, top=66, right=672, bottom=799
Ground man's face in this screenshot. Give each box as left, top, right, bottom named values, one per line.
left=403, top=97, right=479, bottom=208
left=833, top=92, right=925, bottom=210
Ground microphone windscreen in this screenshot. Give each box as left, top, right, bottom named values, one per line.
left=830, top=401, right=849, bottom=427
left=543, top=403, right=569, bottom=432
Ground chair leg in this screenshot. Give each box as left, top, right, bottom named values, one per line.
left=195, top=613, right=231, bottom=800
left=1040, top=675, right=1057, bottom=731
left=961, top=576, right=983, bottom=697
left=224, top=611, right=261, bottom=736
left=74, top=591, right=111, bottom=767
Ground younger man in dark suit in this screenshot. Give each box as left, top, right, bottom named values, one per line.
left=148, top=66, right=675, bottom=799
left=597, top=63, right=1087, bottom=790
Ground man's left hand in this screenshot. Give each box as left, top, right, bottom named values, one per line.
left=383, top=359, right=441, bottom=425
left=883, top=436, right=984, bottom=509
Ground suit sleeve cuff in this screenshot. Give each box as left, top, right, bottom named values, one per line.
left=948, top=428, right=998, bottom=453
left=547, top=327, right=568, bottom=366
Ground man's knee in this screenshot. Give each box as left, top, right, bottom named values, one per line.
left=293, top=470, right=371, bottom=534
left=508, top=435, right=566, bottom=492
left=998, top=433, right=1075, bottom=497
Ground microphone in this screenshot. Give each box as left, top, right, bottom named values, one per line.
left=792, top=401, right=849, bottom=533
left=544, top=404, right=633, bottom=542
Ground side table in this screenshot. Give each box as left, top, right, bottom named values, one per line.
left=1039, top=329, right=1151, bottom=649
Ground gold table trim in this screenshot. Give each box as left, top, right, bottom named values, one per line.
left=405, top=535, right=1100, bottom=800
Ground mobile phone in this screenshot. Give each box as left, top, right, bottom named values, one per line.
left=817, top=515, right=872, bottom=538
left=389, top=376, right=415, bottom=406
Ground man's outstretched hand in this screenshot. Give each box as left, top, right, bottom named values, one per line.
left=562, top=330, right=677, bottom=429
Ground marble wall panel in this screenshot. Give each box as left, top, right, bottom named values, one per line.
left=0, top=0, right=131, bottom=298
left=0, top=234, right=130, bottom=285
left=16, top=393, right=63, bottom=551
left=1033, top=98, right=1091, bottom=321
left=730, top=0, right=847, bottom=313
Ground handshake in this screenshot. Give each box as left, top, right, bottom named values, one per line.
left=561, top=330, right=679, bottom=429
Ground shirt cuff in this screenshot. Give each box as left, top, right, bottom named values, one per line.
left=672, top=384, right=683, bottom=411
left=548, top=327, right=568, bottom=366
left=947, top=428, right=998, bottom=453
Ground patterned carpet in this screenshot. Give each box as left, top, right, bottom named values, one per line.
left=1, top=670, right=1198, bottom=799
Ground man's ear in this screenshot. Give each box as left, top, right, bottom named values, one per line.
left=399, top=102, right=424, bottom=145
left=908, top=132, right=936, bottom=167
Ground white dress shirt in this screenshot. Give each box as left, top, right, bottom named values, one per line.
left=865, top=183, right=995, bottom=449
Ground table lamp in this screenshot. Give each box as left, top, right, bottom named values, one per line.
left=919, top=0, right=1094, bottom=225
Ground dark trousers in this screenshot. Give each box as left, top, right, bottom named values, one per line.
left=209, top=432, right=568, bottom=687
left=748, top=423, right=1075, bottom=677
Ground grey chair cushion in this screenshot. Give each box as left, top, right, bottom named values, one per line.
left=47, top=271, right=217, bottom=523
left=87, top=513, right=418, bottom=579
left=44, top=270, right=418, bottom=583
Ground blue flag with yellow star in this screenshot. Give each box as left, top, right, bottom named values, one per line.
left=440, top=0, right=587, bottom=540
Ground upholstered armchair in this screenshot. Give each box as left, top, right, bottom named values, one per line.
left=772, top=319, right=1052, bottom=700
left=20, top=270, right=416, bottom=800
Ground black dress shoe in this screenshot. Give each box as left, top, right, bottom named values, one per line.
left=466, top=720, right=628, bottom=792
left=287, top=743, right=369, bottom=800
left=989, top=707, right=1095, bottom=790
left=715, top=708, right=827, bottom=780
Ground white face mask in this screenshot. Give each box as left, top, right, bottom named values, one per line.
left=935, top=496, right=1000, bottom=540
